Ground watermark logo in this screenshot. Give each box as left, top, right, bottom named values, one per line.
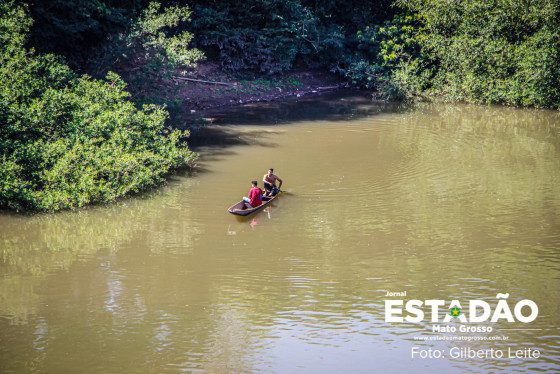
left=384, top=292, right=538, bottom=324
left=384, top=291, right=543, bottom=361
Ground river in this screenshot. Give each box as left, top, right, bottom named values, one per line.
left=1, top=92, right=559, bottom=373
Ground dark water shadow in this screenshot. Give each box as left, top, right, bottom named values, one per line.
left=189, top=127, right=281, bottom=150
left=186, top=89, right=412, bottom=150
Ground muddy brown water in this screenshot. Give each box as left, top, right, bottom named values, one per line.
left=1, top=92, right=559, bottom=373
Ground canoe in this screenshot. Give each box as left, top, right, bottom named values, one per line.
left=227, top=192, right=281, bottom=216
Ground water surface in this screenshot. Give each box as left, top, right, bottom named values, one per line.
left=1, top=93, right=559, bottom=373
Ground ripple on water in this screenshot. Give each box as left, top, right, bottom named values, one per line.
left=2, top=101, right=560, bottom=374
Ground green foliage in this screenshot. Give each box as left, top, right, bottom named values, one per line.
left=301, top=0, right=396, bottom=31
left=0, top=3, right=196, bottom=212
left=344, top=12, right=427, bottom=100
left=20, top=0, right=560, bottom=108
left=83, top=1, right=205, bottom=117
left=127, top=2, right=203, bottom=68
left=26, top=0, right=141, bottom=66
left=397, top=0, right=560, bottom=107
left=357, top=13, right=423, bottom=67
left=344, top=61, right=383, bottom=89
left=190, top=0, right=344, bottom=75
left=91, top=2, right=204, bottom=79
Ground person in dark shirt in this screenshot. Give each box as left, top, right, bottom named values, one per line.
left=243, top=181, right=263, bottom=207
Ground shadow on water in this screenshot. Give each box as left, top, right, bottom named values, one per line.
left=187, top=89, right=412, bottom=149
left=189, top=127, right=282, bottom=150
left=2, top=93, right=560, bottom=373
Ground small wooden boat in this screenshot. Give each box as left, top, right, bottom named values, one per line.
left=227, top=192, right=281, bottom=216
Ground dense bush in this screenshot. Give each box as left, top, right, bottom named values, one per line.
left=86, top=2, right=204, bottom=107
left=189, top=0, right=346, bottom=75
left=344, top=12, right=429, bottom=100
left=20, top=0, right=560, bottom=108
left=396, top=0, right=560, bottom=107
left=90, top=2, right=203, bottom=76
left=186, top=0, right=397, bottom=76
left=26, top=0, right=143, bottom=68
left=0, top=2, right=196, bottom=212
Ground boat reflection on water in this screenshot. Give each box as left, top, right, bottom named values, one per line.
left=1, top=95, right=560, bottom=374
left=227, top=205, right=276, bottom=235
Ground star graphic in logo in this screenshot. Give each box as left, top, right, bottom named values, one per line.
left=450, top=307, right=461, bottom=317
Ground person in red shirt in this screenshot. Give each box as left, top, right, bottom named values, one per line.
left=243, top=181, right=263, bottom=207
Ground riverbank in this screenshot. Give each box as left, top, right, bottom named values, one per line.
left=178, top=62, right=346, bottom=110
left=135, top=61, right=349, bottom=125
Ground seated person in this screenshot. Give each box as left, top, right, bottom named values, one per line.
left=263, top=168, right=282, bottom=196
left=243, top=181, right=263, bottom=207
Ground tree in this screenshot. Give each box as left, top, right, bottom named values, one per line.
left=396, top=0, right=560, bottom=107
left=26, top=0, right=143, bottom=68
left=0, top=2, right=196, bottom=211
